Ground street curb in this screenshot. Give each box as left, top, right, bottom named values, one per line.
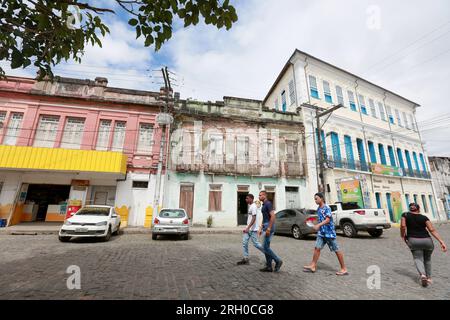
left=0, top=228, right=243, bottom=236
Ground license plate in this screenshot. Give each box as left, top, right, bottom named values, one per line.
left=376, top=226, right=383, bottom=229
left=75, top=228, right=89, bottom=233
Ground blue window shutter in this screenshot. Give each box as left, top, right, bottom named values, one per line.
left=331, top=132, right=342, bottom=167
left=375, top=193, right=382, bottom=209
left=420, top=153, right=427, bottom=172
left=378, top=144, right=387, bottom=165
left=397, top=148, right=405, bottom=169
left=356, top=138, right=366, bottom=165
left=405, top=150, right=413, bottom=174
left=344, top=135, right=355, bottom=169
left=388, top=146, right=396, bottom=167
left=413, top=152, right=420, bottom=171
left=368, top=141, right=377, bottom=163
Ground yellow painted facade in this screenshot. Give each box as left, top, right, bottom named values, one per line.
left=0, top=145, right=127, bottom=174
left=144, top=206, right=153, bottom=228
left=115, top=205, right=130, bottom=228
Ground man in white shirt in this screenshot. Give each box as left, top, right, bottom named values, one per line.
left=237, top=194, right=265, bottom=265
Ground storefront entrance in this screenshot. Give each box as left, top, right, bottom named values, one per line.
left=23, top=184, right=70, bottom=222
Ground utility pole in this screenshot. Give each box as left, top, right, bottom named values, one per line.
left=153, top=67, right=174, bottom=223
left=304, top=103, right=343, bottom=201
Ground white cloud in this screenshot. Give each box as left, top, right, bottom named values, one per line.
left=2, top=0, right=449, bottom=154
left=162, top=0, right=450, bottom=155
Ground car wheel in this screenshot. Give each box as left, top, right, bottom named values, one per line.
left=342, top=222, right=357, bottom=238
left=58, top=236, right=71, bottom=242
left=291, top=225, right=303, bottom=240
left=152, top=233, right=157, bottom=240
left=103, top=226, right=112, bottom=242
left=368, top=229, right=383, bottom=238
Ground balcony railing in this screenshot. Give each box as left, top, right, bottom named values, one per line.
left=281, top=161, right=305, bottom=177
left=324, top=156, right=432, bottom=179
left=173, top=154, right=305, bottom=177
left=326, top=156, right=369, bottom=172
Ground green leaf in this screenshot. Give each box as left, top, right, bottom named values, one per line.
left=144, top=35, right=154, bottom=47
left=129, top=18, right=139, bottom=26
left=136, top=26, right=142, bottom=39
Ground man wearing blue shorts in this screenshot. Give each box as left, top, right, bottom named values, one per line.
left=303, top=192, right=348, bottom=276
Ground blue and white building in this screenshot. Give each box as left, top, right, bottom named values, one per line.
left=263, top=49, right=441, bottom=222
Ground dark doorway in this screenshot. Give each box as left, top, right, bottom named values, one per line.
left=237, top=192, right=248, bottom=225
left=266, top=191, right=275, bottom=210
left=25, top=184, right=71, bottom=221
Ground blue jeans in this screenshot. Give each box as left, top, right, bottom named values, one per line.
left=262, top=223, right=281, bottom=268
left=242, top=231, right=264, bottom=258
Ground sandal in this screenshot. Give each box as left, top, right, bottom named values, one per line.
left=336, top=271, right=349, bottom=276
left=303, top=266, right=316, bottom=273
left=420, top=275, right=428, bottom=287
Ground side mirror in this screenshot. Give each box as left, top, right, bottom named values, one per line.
left=112, top=214, right=118, bottom=218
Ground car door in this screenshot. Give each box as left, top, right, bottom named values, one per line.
left=285, top=210, right=298, bottom=232
left=329, top=205, right=338, bottom=224
left=275, top=210, right=288, bottom=234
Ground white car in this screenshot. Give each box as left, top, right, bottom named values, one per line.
left=330, top=202, right=391, bottom=238
left=59, top=205, right=121, bottom=242
left=152, top=208, right=190, bottom=240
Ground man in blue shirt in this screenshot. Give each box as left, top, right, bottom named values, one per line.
left=258, top=190, right=283, bottom=272
left=303, top=192, right=348, bottom=276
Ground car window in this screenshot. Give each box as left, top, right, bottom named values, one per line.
left=276, top=211, right=288, bottom=219
left=75, top=207, right=110, bottom=216
left=305, top=209, right=317, bottom=215
left=341, top=202, right=361, bottom=210
left=286, top=210, right=297, bottom=218
left=329, top=205, right=337, bottom=212
left=159, top=209, right=186, bottom=218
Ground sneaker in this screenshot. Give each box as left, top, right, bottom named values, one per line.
left=259, top=267, right=273, bottom=272
left=274, top=260, right=283, bottom=272
left=237, top=258, right=249, bottom=265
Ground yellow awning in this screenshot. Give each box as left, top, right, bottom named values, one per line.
left=0, top=145, right=127, bottom=174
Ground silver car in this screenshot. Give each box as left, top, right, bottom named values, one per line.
left=152, top=208, right=190, bottom=240
left=275, top=208, right=318, bottom=239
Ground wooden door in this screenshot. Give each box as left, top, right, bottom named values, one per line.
left=179, top=185, right=194, bottom=220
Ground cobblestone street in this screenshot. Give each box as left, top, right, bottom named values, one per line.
left=1, top=225, right=449, bottom=300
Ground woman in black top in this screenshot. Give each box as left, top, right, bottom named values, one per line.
left=401, top=203, right=447, bottom=287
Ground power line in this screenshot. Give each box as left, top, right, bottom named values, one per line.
left=364, top=20, right=450, bottom=73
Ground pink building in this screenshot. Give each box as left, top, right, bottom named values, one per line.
left=0, top=76, right=169, bottom=227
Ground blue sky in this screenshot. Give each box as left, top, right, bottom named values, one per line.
left=1, top=0, right=450, bottom=156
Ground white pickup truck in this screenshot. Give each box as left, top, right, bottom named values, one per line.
left=329, top=202, right=391, bottom=238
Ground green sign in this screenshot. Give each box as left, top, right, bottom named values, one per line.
left=392, top=192, right=404, bottom=223
left=371, top=163, right=402, bottom=177
left=340, top=180, right=364, bottom=209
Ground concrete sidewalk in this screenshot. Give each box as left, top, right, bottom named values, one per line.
left=0, top=222, right=243, bottom=235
